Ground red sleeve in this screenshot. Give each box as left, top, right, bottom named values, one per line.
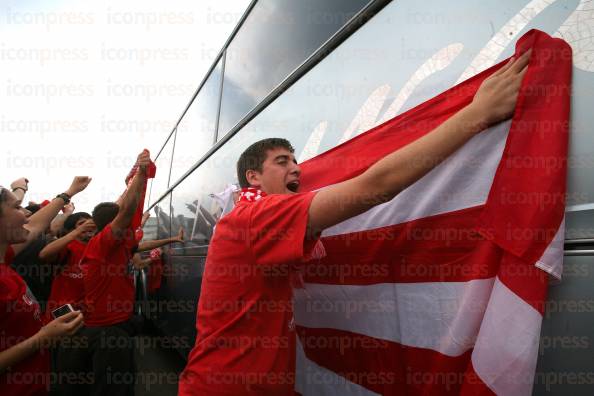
left=247, top=192, right=317, bottom=266
left=84, top=224, right=126, bottom=262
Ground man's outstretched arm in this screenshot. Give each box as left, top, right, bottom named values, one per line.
left=308, top=51, right=530, bottom=236
left=138, top=227, right=184, bottom=252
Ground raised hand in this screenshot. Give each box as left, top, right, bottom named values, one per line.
left=136, top=150, right=151, bottom=173
left=470, top=49, right=531, bottom=127
left=173, top=227, right=185, bottom=243
left=74, top=219, right=96, bottom=237
left=65, top=176, right=92, bottom=197
left=10, top=177, right=29, bottom=192
left=62, top=202, right=75, bottom=215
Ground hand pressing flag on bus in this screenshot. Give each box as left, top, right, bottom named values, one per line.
left=294, top=30, right=570, bottom=396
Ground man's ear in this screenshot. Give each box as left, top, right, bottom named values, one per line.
left=245, top=169, right=261, bottom=188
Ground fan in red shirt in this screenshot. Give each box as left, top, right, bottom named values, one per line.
left=129, top=248, right=165, bottom=294
left=180, top=184, right=318, bottom=396
left=178, top=51, right=531, bottom=396
left=81, top=150, right=155, bottom=327
left=128, top=226, right=186, bottom=294
left=53, top=150, right=155, bottom=396
left=81, top=221, right=139, bottom=326
left=40, top=212, right=96, bottom=320
left=1, top=245, right=52, bottom=396
left=0, top=178, right=90, bottom=396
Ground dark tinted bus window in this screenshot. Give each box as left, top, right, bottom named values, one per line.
left=152, top=194, right=172, bottom=241
left=171, top=59, right=224, bottom=185
left=170, top=164, right=223, bottom=256
left=218, top=0, right=370, bottom=137
left=150, top=132, right=175, bottom=206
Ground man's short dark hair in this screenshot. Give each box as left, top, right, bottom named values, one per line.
left=236, top=138, right=294, bottom=188
left=92, top=202, right=119, bottom=232
left=63, top=212, right=92, bottom=233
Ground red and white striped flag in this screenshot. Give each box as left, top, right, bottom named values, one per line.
left=294, top=30, right=571, bottom=396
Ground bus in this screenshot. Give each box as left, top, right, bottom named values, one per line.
left=140, top=1, right=594, bottom=395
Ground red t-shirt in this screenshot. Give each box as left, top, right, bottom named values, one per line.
left=45, top=239, right=87, bottom=319
left=179, top=192, right=317, bottom=396
left=1, top=246, right=50, bottom=396
left=80, top=224, right=136, bottom=327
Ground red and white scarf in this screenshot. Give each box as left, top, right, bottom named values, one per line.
left=238, top=187, right=267, bottom=203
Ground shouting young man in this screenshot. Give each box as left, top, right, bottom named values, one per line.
left=179, top=52, right=531, bottom=395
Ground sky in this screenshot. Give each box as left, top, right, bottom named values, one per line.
left=1, top=0, right=250, bottom=212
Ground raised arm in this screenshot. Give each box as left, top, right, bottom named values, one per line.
left=110, top=150, right=150, bottom=237
left=39, top=219, right=95, bottom=262
left=140, top=211, right=151, bottom=228
left=11, top=177, right=91, bottom=256
left=48, top=203, right=75, bottom=237
left=10, top=178, right=28, bottom=205
left=308, top=51, right=530, bottom=236
left=138, top=227, right=184, bottom=252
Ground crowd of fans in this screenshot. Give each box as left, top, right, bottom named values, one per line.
left=1, top=150, right=183, bottom=396
left=2, top=50, right=532, bottom=395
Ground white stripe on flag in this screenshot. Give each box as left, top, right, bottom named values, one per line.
left=471, top=277, right=543, bottom=396
left=322, top=120, right=511, bottom=238
left=295, top=338, right=380, bottom=396
left=295, top=279, right=495, bottom=357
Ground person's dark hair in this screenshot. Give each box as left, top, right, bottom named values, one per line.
left=92, top=202, right=119, bottom=232
left=63, top=212, right=92, bottom=233
left=0, top=187, right=9, bottom=217
left=236, top=138, right=294, bottom=188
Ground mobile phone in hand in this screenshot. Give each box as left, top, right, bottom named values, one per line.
left=51, top=303, right=74, bottom=319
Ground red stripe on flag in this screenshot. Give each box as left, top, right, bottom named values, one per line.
left=305, top=206, right=502, bottom=284
left=297, top=326, right=494, bottom=396
left=477, top=31, right=570, bottom=265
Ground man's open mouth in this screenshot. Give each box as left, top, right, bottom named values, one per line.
left=286, top=181, right=299, bottom=193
